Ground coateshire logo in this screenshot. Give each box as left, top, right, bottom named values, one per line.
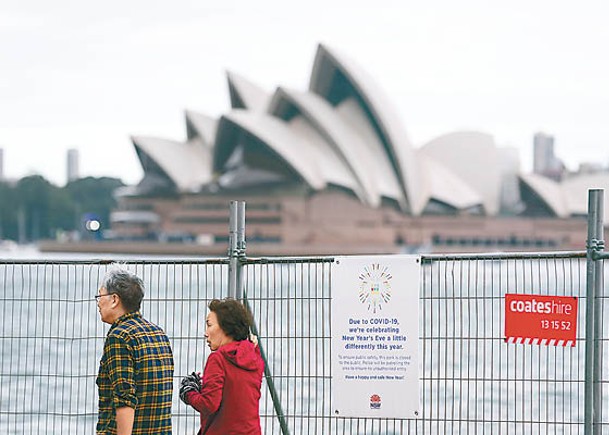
left=358, top=263, right=392, bottom=313
left=370, top=394, right=382, bottom=409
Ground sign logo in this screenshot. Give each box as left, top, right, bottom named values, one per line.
left=370, top=394, right=382, bottom=409
left=359, top=264, right=392, bottom=313
left=505, top=294, right=578, bottom=346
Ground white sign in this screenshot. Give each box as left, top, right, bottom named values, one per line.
left=331, top=255, right=421, bottom=418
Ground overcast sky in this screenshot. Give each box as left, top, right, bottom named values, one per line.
left=1, top=0, right=608, bottom=186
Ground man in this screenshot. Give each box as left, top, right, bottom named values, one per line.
left=96, top=264, right=174, bottom=435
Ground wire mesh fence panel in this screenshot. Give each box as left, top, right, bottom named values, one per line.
left=0, top=262, right=104, bottom=434
left=601, top=257, right=609, bottom=431
left=419, top=254, right=590, bottom=435
left=243, top=253, right=596, bottom=434
left=243, top=259, right=333, bottom=434
left=0, top=260, right=228, bottom=435
left=1, top=253, right=607, bottom=434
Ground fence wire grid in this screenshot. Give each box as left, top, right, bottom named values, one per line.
left=0, top=251, right=607, bottom=434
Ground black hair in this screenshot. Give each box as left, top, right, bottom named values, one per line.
left=208, top=298, right=252, bottom=341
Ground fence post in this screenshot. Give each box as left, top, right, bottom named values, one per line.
left=236, top=201, right=246, bottom=300
left=227, top=200, right=290, bottom=434
left=584, top=189, right=604, bottom=434
left=227, top=200, right=245, bottom=299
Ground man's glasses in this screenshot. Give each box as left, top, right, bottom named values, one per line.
left=95, top=293, right=114, bottom=301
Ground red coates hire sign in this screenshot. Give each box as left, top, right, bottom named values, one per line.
left=505, top=294, right=578, bottom=347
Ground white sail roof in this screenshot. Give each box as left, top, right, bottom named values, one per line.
left=185, top=110, right=217, bottom=146
left=132, top=136, right=212, bottom=192
left=420, top=132, right=502, bottom=215
left=418, top=154, right=484, bottom=211
left=309, top=43, right=423, bottom=214
left=214, top=110, right=361, bottom=193
left=268, top=87, right=402, bottom=206
left=226, top=71, right=270, bottom=111
left=562, top=173, right=609, bottom=217
left=518, top=173, right=569, bottom=217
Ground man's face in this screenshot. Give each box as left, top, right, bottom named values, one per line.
left=96, top=287, right=116, bottom=324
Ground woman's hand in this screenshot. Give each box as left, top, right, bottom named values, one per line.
left=249, top=333, right=259, bottom=347
left=179, top=372, right=202, bottom=405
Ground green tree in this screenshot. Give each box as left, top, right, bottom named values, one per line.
left=48, top=187, right=76, bottom=235
left=65, top=177, right=124, bottom=232
left=0, top=175, right=124, bottom=241
left=0, top=181, right=19, bottom=240
left=15, top=176, right=52, bottom=241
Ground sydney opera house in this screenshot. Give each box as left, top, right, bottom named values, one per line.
left=109, top=44, right=609, bottom=254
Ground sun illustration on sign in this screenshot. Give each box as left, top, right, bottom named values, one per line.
left=358, top=263, right=392, bottom=313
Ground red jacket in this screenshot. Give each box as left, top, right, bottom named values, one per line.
left=187, top=340, right=264, bottom=435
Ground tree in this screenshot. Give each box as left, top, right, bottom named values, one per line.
left=13, top=175, right=75, bottom=241
left=65, top=177, right=124, bottom=233
left=14, top=176, right=50, bottom=241
left=0, top=175, right=124, bottom=242
left=0, top=181, right=19, bottom=240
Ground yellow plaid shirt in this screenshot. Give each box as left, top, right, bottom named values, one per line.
left=97, top=312, right=174, bottom=434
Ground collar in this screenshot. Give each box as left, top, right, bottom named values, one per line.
left=111, top=311, right=141, bottom=328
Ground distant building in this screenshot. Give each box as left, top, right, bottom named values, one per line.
left=108, top=44, right=609, bottom=254
left=576, top=162, right=605, bottom=175
left=498, top=147, right=522, bottom=214
left=67, top=149, right=79, bottom=183
left=533, top=133, right=564, bottom=181
left=533, top=132, right=554, bottom=174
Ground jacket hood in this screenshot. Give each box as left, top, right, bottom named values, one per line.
left=219, top=339, right=262, bottom=371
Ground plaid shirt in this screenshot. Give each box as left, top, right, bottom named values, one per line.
left=97, top=312, right=174, bottom=435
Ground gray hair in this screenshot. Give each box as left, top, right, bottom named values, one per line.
left=101, top=264, right=145, bottom=312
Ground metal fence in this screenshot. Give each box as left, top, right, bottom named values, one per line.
left=0, top=251, right=606, bottom=434
left=0, top=260, right=230, bottom=434
left=1, top=190, right=607, bottom=434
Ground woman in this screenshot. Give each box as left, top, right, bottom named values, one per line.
left=180, top=298, right=264, bottom=435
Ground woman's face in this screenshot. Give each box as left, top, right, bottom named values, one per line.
left=205, top=311, right=233, bottom=351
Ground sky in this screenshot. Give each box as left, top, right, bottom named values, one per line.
left=1, top=0, right=608, bottom=186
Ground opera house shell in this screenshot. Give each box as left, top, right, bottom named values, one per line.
left=111, top=44, right=607, bottom=254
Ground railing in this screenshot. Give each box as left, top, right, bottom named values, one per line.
left=0, top=191, right=606, bottom=434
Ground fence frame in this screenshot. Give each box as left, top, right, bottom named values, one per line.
left=585, top=189, right=606, bottom=434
